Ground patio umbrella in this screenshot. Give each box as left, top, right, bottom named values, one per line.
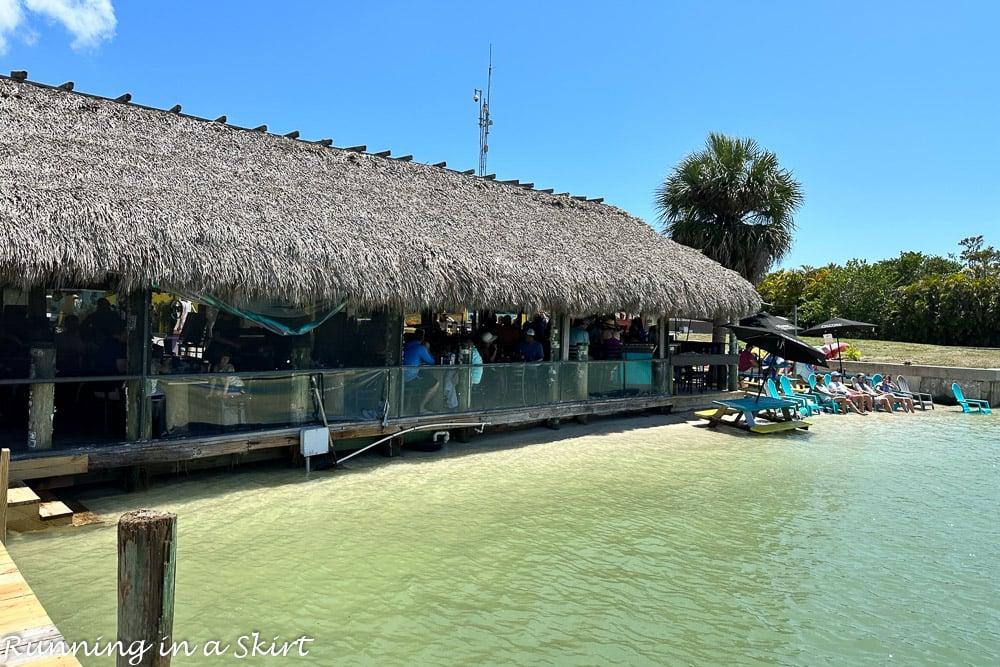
left=723, top=324, right=829, bottom=402
left=738, top=311, right=801, bottom=334
left=798, top=317, right=876, bottom=373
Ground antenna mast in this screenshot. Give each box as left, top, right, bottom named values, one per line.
left=473, top=46, right=494, bottom=176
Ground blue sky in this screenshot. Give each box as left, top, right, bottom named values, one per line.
left=3, top=1, right=997, bottom=269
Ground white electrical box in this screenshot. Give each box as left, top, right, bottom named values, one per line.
left=300, top=427, right=329, bottom=457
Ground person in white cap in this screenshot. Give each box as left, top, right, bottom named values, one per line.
left=518, top=327, right=544, bottom=362
left=479, top=331, right=498, bottom=363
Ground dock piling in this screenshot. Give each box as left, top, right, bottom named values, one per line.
left=117, top=509, right=177, bottom=667
left=0, top=448, right=8, bottom=543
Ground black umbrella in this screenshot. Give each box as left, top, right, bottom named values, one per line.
left=739, top=311, right=801, bottom=333
left=723, top=324, right=829, bottom=403
left=798, top=318, right=877, bottom=373
left=724, top=324, right=829, bottom=367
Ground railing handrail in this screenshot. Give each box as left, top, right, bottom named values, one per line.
left=0, top=359, right=665, bottom=386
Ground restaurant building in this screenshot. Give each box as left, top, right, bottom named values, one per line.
left=0, top=73, right=759, bottom=484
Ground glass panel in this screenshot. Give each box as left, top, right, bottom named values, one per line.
left=557, top=361, right=590, bottom=403
left=1, top=287, right=128, bottom=379
left=320, top=368, right=394, bottom=423
left=148, top=372, right=317, bottom=439
left=0, top=382, right=28, bottom=451
left=587, top=360, right=624, bottom=400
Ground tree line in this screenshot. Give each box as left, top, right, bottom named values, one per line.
left=757, top=236, right=1000, bottom=347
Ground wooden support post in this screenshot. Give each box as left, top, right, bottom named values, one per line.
left=126, top=289, right=152, bottom=442
left=0, top=448, right=9, bottom=544
left=28, top=345, right=56, bottom=450
left=379, top=435, right=402, bottom=457
left=727, top=331, right=738, bottom=391
left=118, top=509, right=177, bottom=667
left=660, top=315, right=673, bottom=395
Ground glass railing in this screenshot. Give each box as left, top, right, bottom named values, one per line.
left=2, top=358, right=680, bottom=447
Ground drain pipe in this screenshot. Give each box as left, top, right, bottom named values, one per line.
left=336, top=422, right=488, bottom=465
left=432, top=431, right=450, bottom=444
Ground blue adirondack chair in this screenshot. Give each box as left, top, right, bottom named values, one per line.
left=871, top=373, right=882, bottom=386
left=780, top=375, right=822, bottom=415
left=952, top=383, right=992, bottom=414
left=765, top=379, right=805, bottom=418
left=807, top=373, right=841, bottom=413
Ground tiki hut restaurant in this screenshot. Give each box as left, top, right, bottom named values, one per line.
left=0, top=73, right=759, bottom=483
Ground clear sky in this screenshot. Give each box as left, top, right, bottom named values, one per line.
left=2, top=1, right=997, bottom=269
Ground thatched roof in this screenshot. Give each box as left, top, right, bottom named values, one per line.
left=0, top=75, right=760, bottom=319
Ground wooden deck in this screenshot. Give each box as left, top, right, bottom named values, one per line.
left=0, top=541, right=79, bottom=666
left=9, top=392, right=741, bottom=481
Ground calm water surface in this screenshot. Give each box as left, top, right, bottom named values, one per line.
left=9, top=410, right=1000, bottom=665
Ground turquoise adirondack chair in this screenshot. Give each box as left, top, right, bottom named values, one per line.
left=951, top=383, right=992, bottom=414
left=780, top=375, right=822, bottom=415
left=871, top=373, right=882, bottom=386
left=765, top=379, right=804, bottom=418
left=807, top=373, right=841, bottom=413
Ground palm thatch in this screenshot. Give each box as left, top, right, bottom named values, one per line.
left=0, top=76, right=760, bottom=319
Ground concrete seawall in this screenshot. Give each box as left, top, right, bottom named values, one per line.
left=832, top=361, right=999, bottom=407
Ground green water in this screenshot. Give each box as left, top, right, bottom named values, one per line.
left=9, top=411, right=1000, bottom=665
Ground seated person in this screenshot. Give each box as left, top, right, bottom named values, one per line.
left=402, top=329, right=440, bottom=413
left=853, top=374, right=895, bottom=414
left=877, top=376, right=915, bottom=412
left=738, top=346, right=760, bottom=374
left=814, top=375, right=863, bottom=414
left=518, top=328, right=545, bottom=362
left=828, top=371, right=872, bottom=413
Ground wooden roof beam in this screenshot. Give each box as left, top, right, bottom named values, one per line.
left=168, top=104, right=182, bottom=114
left=284, top=130, right=300, bottom=139
left=345, top=145, right=367, bottom=152
left=372, top=150, right=392, bottom=157
left=432, top=161, right=447, bottom=168
left=58, top=81, right=74, bottom=91
left=115, top=93, right=132, bottom=103
left=394, top=155, right=413, bottom=162
left=9, top=70, right=27, bottom=82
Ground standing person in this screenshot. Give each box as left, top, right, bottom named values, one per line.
left=569, top=319, right=590, bottom=346
left=518, top=328, right=544, bottom=362
left=478, top=331, right=499, bottom=363
left=627, top=316, right=648, bottom=343
left=403, top=329, right=440, bottom=414
left=80, top=297, right=121, bottom=347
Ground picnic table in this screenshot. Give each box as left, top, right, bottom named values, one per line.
left=696, top=396, right=810, bottom=434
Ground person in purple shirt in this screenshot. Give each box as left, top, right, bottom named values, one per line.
left=402, top=329, right=440, bottom=413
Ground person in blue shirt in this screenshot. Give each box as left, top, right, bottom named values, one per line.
left=569, top=319, right=590, bottom=346
left=518, top=328, right=545, bottom=362
left=402, top=329, right=440, bottom=413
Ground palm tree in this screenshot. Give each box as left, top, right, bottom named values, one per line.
left=656, top=133, right=803, bottom=286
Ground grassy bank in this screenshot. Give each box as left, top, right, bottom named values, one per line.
left=680, top=333, right=1000, bottom=368
left=800, top=337, right=1000, bottom=369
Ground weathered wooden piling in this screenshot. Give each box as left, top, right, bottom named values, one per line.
left=117, top=509, right=177, bottom=667
left=0, top=448, right=9, bottom=543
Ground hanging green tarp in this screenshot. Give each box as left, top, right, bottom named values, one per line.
left=170, top=290, right=348, bottom=336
